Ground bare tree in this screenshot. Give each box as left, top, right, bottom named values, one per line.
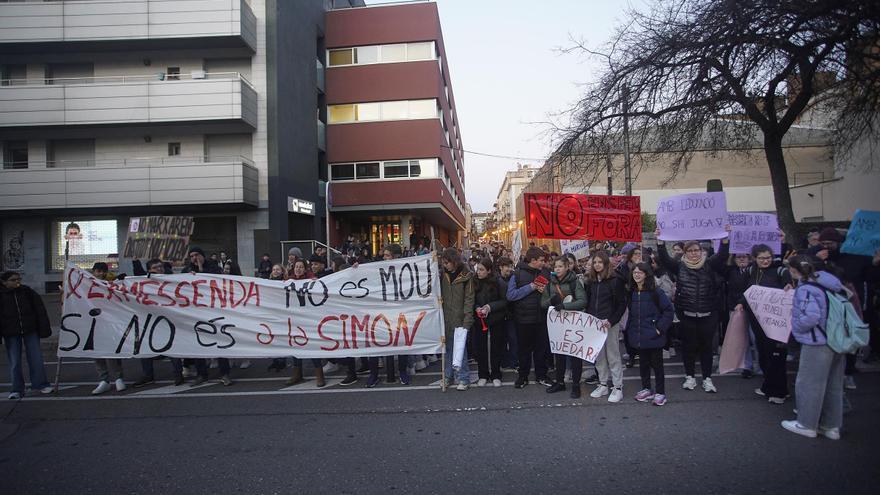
left=553, top=0, right=880, bottom=240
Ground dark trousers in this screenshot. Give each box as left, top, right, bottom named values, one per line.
left=195, top=358, right=230, bottom=378
left=474, top=324, right=504, bottom=380
left=553, top=354, right=583, bottom=384
left=749, top=311, right=789, bottom=398
left=368, top=355, right=408, bottom=379
left=679, top=313, right=718, bottom=378
left=140, top=357, right=183, bottom=379
left=516, top=321, right=549, bottom=380
left=639, top=348, right=665, bottom=394
left=292, top=358, right=322, bottom=368
left=502, top=319, right=518, bottom=368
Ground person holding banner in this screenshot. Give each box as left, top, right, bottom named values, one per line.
left=584, top=251, right=627, bottom=403
left=541, top=256, right=587, bottom=397
left=625, top=263, right=675, bottom=406
left=366, top=245, right=411, bottom=387
left=132, top=259, right=185, bottom=388
left=656, top=227, right=730, bottom=394
left=718, top=252, right=759, bottom=378
left=472, top=258, right=508, bottom=387
left=1, top=271, right=54, bottom=399
left=507, top=247, right=553, bottom=389
left=90, top=263, right=127, bottom=394
left=441, top=248, right=475, bottom=390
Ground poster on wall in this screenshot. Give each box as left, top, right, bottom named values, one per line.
left=51, top=219, right=119, bottom=270
left=2, top=228, right=25, bottom=272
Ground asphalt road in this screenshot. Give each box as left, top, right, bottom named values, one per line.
left=2, top=353, right=879, bottom=494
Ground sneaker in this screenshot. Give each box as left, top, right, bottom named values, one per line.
left=584, top=373, right=600, bottom=385
left=844, top=376, right=856, bottom=390
left=356, top=362, right=370, bottom=374
left=590, top=385, right=610, bottom=398
left=456, top=382, right=469, bottom=391
left=413, top=359, right=428, bottom=371
left=570, top=384, right=581, bottom=399
left=537, top=377, right=554, bottom=387
left=702, top=378, right=717, bottom=393
left=132, top=377, right=155, bottom=388
left=239, top=360, right=252, bottom=370
left=219, top=375, right=233, bottom=386
left=323, top=362, right=340, bottom=374
left=114, top=378, right=126, bottom=392
left=608, top=387, right=623, bottom=403
left=818, top=426, right=841, bottom=440
left=682, top=376, right=697, bottom=390
left=625, top=357, right=635, bottom=369
left=514, top=377, right=528, bottom=389
left=781, top=420, right=817, bottom=438
left=190, top=375, right=207, bottom=387
left=741, top=369, right=754, bottom=379
left=492, top=379, right=502, bottom=387
left=39, top=386, right=54, bottom=395
left=399, top=372, right=411, bottom=386
left=477, top=378, right=488, bottom=387
left=182, top=366, right=197, bottom=378
left=8, top=392, right=22, bottom=400
left=546, top=382, right=565, bottom=393
left=365, top=375, right=380, bottom=388
left=652, top=394, right=667, bottom=406
left=339, top=374, right=357, bottom=386
left=92, top=381, right=111, bottom=395
left=768, top=396, right=785, bottom=405
left=635, top=389, right=655, bottom=402
left=754, top=388, right=766, bottom=397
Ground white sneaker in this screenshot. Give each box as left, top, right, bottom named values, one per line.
left=456, top=382, right=469, bottom=391
left=92, top=381, right=111, bottom=395
left=322, top=362, right=339, bottom=374
left=818, top=426, right=841, bottom=440
left=40, top=386, right=54, bottom=395
left=239, top=360, right=252, bottom=369
left=114, top=378, right=126, bottom=392
left=492, top=379, right=502, bottom=387
left=590, top=385, right=610, bottom=398
left=607, top=387, right=623, bottom=403
left=414, top=359, right=428, bottom=371
left=8, top=392, right=21, bottom=400
left=844, top=376, right=856, bottom=390
left=682, top=376, right=697, bottom=390
left=477, top=378, right=487, bottom=387
left=781, top=420, right=817, bottom=438
left=702, top=378, right=717, bottom=393
left=768, top=396, right=785, bottom=405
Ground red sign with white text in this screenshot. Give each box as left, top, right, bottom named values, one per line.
left=525, top=193, right=642, bottom=242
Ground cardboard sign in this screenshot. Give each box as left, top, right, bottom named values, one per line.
left=713, top=212, right=781, bottom=254
left=560, top=239, right=591, bottom=260
left=656, top=192, right=728, bottom=241
left=841, top=209, right=880, bottom=256
left=718, top=309, right=749, bottom=374
left=525, top=193, right=641, bottom=241
left=546, top=308, right=608, bottom=364
left=59, top=254, right=444, bottom=359
left=123, top=216, right=194, bottom=261
left=744, top=285, right=793, bottom=343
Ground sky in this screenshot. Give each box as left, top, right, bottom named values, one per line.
left=432, top=0, right=633, bottom=212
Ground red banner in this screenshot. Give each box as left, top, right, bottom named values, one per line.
left=524, top=193, right=642, bottom=242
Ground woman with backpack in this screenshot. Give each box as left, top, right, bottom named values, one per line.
left=583, top=251, right=627, bottom=402
left=541, top=256, right=587, bottom=397
left=782, top=255, right=846, bottom=439
left=472, top=258, right=508, bottom=387
left=625, top=263, right=675, bottom=405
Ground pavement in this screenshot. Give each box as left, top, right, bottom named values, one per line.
left=1, top=344, right=879, bottom=494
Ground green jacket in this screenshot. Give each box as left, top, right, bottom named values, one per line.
left=441, top=267, right=475, bottom=339
left=540, top=271, right=587, bottom=311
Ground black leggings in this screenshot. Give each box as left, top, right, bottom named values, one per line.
left=638, top=348, right=664, bottom=394
left=679, top=313, right=718, bottom=378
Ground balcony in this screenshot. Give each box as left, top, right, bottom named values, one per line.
left=0, top=72, right=257, bottom=130
left=0, top=155, right=259, bottom=210
left=0, top=0, right=257, bottom=53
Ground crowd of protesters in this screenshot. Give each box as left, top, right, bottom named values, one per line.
left=2, top=222, right=878, bottom=440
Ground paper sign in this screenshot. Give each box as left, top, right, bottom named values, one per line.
left=546, top=308, right=608, bottom=363
left=123, top=216, right=194, bottom=261
left=525, top=193, right=641, bottom=242
left=656, top=192, right=729, bottom=241
left=59, top=254, right=444, bottom=359
left=511, top=230, right=522, bottom=261
left=744, top=285, right=793, bottom=343
left=560, top=239, right=590, bottom=260
left=713, top=212, right=781, bottom=254
left=719, top=309, right=749, bottom=374
left=841, top=209, right=880, bottom=256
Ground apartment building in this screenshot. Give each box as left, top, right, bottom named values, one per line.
left=324, top=0, right=467, bottom=254
left=0, top=0, right=362, bottom=292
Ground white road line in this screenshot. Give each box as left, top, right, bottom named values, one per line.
left=131, top=382, right=217, bottom=395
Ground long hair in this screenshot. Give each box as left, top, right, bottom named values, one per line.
left=585, top=251, right=613, bottom=283
left=629, top=262, right=656, bottom=293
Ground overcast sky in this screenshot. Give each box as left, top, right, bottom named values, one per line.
left=434, top=0, right=633, bottom=212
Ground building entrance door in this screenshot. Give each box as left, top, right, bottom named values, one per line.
left=370, top=222, right=400, bottom=255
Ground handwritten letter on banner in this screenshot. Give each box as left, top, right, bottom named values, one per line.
left=744, top=285, right=793, bottom=344
left=656, top=192, right=729, bottom=241
left=546, top=309, right=608, bottom=364
left=841, top=209, right=880, bottom=256
left=59, top=254, right=444, bottom=359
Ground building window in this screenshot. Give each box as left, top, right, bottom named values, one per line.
left=331, top=158, right=438, bottom=182
left=407, top=42, right=434, bottom=61
left=168, top=142, right=181, bottom=156
left=327, top=99, right=439, bottom=124
left=166, top=67, right=180, bottom=81
left=329, top=48, right=354, bottom=66
left=329, top=104, right=356, bottom=123
left=381, top=43, right=407, bottom=63
left=331, top=163, right=354, bottom=180
left=2, top=140, right=28, bottom=169
left=355, top=45, right=379, bottom=64
left=356, top=162, right=380, bottom=179
left=327, top=42, right=437, bottom=67
left=384, top=161, right=410, bottom=179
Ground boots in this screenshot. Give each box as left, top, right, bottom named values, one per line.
left=286, top=366, right=304, bottom=386
left=314, top=366, right=326, bottom=388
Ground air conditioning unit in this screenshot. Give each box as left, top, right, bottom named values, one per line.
left=191, top=70, right=206, bottom=79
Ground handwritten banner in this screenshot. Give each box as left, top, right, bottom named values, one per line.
left=560, top=239, right=591, bottom=260
left=546, top=308, right=608, bottom=363
left=713, top=212, right=781, bottom=254
left=656, top=192, right=728, bottom=241
left=123, top=216, right=195, bottom=261
left=841, top=209, right=880, bottom=256
left=525, top=193, right=641, bottom=242
left=59, top=254, right=443, bottom=359
left=744, top=285, right=793, bottom=343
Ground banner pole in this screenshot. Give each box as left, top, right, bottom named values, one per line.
left=440, top=334, right=447, bottom=392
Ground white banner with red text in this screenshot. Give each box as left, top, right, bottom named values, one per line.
left=59, top=254, right=444, bottom=359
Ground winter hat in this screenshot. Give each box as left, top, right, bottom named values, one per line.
left=288, top=247, right=304, bottom=258
left=187, top=246, right=205, bottom=257
left=620, top=243, right=638, bottom=255
left=818, top=227, right=844, bottom=243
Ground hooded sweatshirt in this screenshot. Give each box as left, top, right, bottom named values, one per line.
left=791, top=271, right=845, bottom=346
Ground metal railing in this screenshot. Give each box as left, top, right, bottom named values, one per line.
left=0, top=71, right=255, bottom=90
left=1, top=155, right=255, bottom=171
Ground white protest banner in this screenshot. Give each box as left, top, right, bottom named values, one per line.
left=744, top=285, right=793, bottom=343
left=511, top=229, right=522, bottom=261
left=712, top=212, right=781, bottom=254
left=59, top=254, right=443, bottom=359
left=546, top=308, right=608, bottom=363
left=656, top=192, right=729, bottom=241
left=560, top=239, right=590, bottom=260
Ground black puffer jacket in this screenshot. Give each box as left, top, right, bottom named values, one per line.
left=506, top=262, right=550, bottom=325
left=720, top=265, right=751, bottom=312
left=473, top=275, right=507, bottom=328
left=658, top=242, right=728, bottom=315
left=0, top=285, right=52, bottom=338
left=584, top=275, right=626, bottom=325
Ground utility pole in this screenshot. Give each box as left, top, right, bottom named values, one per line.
left=606, top=150, right=613, bottom=196
left=622, top=84, right=632, bottom=196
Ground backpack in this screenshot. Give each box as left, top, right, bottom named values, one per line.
left=805, top=282, right=870, bottom=354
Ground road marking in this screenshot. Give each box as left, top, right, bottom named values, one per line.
left=131, top=382, right=217, bottom=395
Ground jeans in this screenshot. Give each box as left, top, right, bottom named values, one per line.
left=443, top=339, right=470, bottom=384
left=796, top=344, right=845, bottom=431
left=474, top=324, right=504, bottom=380
left=595, top=323, right=624, bottom=388
left=368, top=355, right=409, bottom=379
left=679, top=313, right=718, bottom=379
left=748, top=311, right=789, bottom=398
left=638, top=348, right=665, bottom=395
left=516, top=321, right=549, bottom=380
left=4, top=332, right=50, bottom=393
left=140, top=357, right=183, bottom=380
left=95, top=359, right=123, bottom=382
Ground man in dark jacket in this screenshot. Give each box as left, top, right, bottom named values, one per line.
left=496, top=257, right=518, bottom=370
left=258, top=253, right=273, bottom=278
left=1, top=271, right=53, bottom=399
left=506, top=247, right=552, bottom=389
left=183, top=246, right=230, bottom=387
left=132, top=259, right=185, bottom=388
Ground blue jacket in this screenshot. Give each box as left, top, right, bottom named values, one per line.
left=625, top=288, right=675, bottom=350
left=791, top=271, right=844, bottom=346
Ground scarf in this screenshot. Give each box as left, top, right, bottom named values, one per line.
left=683, top=255, right=706, bottom=271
